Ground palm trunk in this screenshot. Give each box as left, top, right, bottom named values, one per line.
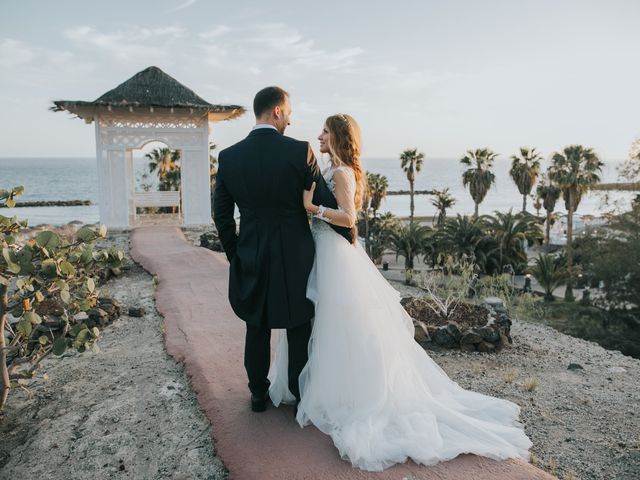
left=1, top=283, right=10, bottom=410
left=409, top=180, right=415, bottom=224
left=474, top=202, right=479, bottom=218
left=522, top=194, right=527, bottom=213
left=545, top=210, right=551, bottom=251
left=565, top=192, right=575, bottom=302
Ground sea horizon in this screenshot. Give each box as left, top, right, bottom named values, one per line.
left=0, top=156, right=633, bottom=226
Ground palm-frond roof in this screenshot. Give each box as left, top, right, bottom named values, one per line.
left=51, top=66, right=245, bottom=122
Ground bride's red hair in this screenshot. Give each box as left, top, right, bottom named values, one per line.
left=325, top=113, right=364, bottom=212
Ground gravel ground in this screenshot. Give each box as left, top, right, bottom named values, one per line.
left=2, top=225, right=638, bottom=480
left=391, top=280, right=640, bottom=480
left=0, top=231, right=227, bottom=480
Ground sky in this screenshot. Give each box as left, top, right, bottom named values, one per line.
left=1, top=0, right=639, bottom=161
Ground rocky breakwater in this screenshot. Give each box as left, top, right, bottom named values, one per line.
left=402, top=296, right=513, bottom=353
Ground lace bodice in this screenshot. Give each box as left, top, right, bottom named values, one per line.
left=322, top=165, right=357, bottom=220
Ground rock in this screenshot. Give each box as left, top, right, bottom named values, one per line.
left=87, top=308, right=109, bottom=327
left=478, top=325, right=500, bottom=343
left=433, top=327, right=458, bottom=348
left=128, top=307, right=146, bottom=317
left=98, top=297, right=122, bottom=318
left=445, top=322, right=462, bottom=341
left=460, top=330, right=483, bottom=345
left=200, top=232, right=223, bottom=251
left=567, top=363, right=584, bottom=370
left=460, top=343, right=476, bottom=352
left=477, top=341, right=496, bottom=353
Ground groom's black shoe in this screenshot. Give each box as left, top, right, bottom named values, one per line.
left=250, top=392, right=269, bottom=412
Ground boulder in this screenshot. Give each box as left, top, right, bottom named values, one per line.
left=460, top=330, right=483, bottom=345
left=433, top=327, right=458, bottom=348
left=477, top=341, right=496, bottom=353
left=200, top=232, right=223, bottom=251
left=478, top=325, right=500, bottom=343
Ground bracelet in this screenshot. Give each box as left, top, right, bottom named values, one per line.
left=315, top=205, right=331, bottom=223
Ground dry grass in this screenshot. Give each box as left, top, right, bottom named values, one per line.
left=547, top=457, right=558, bottom=475
left=524, top=377, right=540, bottom=391
left=470, top=361, right=483, bottom=375
left=563, top=470, right=578, bottom=480
left=529, top=452, right=539, bottom=466
left=502, top=367, right=519, bottom=383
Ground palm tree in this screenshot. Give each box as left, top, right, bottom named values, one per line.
left=438, top=215, right=499, bottom=274
left=400, top=148, right=425, bottom=223
left=536, top=175, right=561, bottom=250
left=530, top=254, right=569, bottom=301
left=390, top=222, right=431, bottom=273
left=510, top=147, right=542, bottom=213
left=146, top=147, right=181, bottom=191
left=548, top=145, right=604, bottom=301
left=483, top=210, right=543, bottom=273
left=460, top=148, right=497, bottom=218
left=367, top=173, right=389, bottom=218
left=430, top=188, right=456, bottom=228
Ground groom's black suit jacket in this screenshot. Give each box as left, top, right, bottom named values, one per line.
left=213, top=128, right=352, bottom=329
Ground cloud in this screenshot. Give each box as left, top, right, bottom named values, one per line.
left=64, top=25, right=185, bottom=63
left=0, top=39, right=36, bottom=68
left=167, top=0, right=198, bottom=12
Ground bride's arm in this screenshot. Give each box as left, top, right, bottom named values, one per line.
left=304, top=169, right=357, bottom=228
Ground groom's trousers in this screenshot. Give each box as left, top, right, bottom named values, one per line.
left=245, top=318, right=312, bottom=402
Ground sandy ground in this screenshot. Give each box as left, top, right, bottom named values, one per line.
left=1, top=226, right=639, bottom=479
left=0, top=232, right=227, bottom=480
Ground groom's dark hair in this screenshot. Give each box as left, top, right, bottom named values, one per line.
left=253, top=86, right=289, bottom=118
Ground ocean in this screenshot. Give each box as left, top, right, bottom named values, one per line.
left=0, top=156, right=632, bottom=226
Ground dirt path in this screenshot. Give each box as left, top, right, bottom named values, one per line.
left=130, top=226, right=555, bottom=480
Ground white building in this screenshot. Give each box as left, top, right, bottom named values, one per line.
left=52, top=66, right=245, bottom=228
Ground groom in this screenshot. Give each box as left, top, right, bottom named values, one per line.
left=213, top=86, right=351, bottom=412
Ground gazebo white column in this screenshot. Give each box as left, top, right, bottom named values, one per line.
left=52, top=66, right=245, bottom=229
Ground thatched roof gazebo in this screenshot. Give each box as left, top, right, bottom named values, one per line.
left=52, top=66, right=245, bottom=228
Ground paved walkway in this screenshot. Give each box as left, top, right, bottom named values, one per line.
left=130, top=226, right=556, bottom=480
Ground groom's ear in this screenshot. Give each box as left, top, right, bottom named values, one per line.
left=307, top=143, right=320, bottom=176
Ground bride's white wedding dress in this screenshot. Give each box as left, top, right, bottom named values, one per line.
left=268, top=165, right=532, bottom=472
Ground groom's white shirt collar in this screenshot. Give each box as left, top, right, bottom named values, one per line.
left=252, top=124, right=278, bottom=131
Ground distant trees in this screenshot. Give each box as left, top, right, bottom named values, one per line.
left=549, top=145, right=603, bottom=301
left=510, top=147, right=542, bottom=213
left=430, top=188, right=456, bottom=228
left=400, top=148, right=424, bottom=224
left=536, top=175, right=561, bottom=249
left=461, top=148, right=497, bottom=218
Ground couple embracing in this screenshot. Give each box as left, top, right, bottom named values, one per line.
left=213, top=86, right=532, bottom=472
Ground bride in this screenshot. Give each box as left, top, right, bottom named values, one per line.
left=267, top=113, right=533, bottom=472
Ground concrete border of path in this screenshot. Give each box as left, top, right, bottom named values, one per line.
left=130, top=226, right=557, bottom=480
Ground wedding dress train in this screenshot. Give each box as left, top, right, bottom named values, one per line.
left=268, top=166, right=532, bottom=472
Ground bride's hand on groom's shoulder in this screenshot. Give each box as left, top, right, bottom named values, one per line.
left=303, top=182, right=318, bottom=214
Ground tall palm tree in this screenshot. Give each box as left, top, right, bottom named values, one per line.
left=509, top=147, right=542, bottom=213
left=536, top=175, right=561, bottom=250
left=430, top=188, right=456, bottom=228
left=367, top=173, right=389, bottom=218
left=482, top=210, right=543, bottom=273
left=400, top=148, right=425, bottom=223
left=548, top=145, right=603, bottom=301
left=460, top=148, right=497, bottom=218
left=146, top=147, right=181, bottom=191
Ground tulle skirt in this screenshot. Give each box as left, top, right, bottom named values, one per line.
left=268, top=221, right=532, bottom=472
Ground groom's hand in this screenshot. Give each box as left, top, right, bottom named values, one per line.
left=303, top=182, right=319, bottom=214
